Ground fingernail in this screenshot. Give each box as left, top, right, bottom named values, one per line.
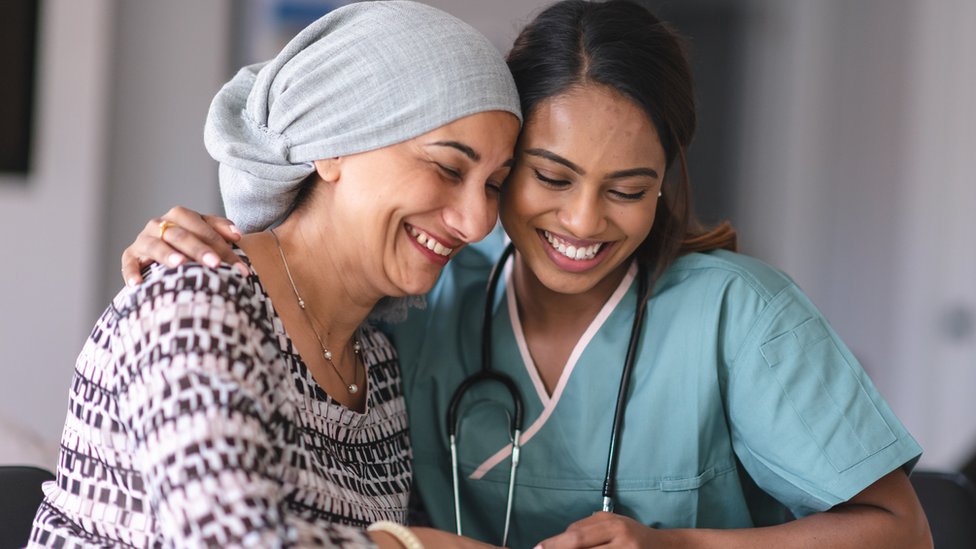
left=229, top=224, right=241, bottom=237
left=167, top=253, right=184, bottom=267
left=127, top=277, right=139, bottom=288
left=236, top=263, right=250, bottom=277
left=203, top=252, right=219, bottom=268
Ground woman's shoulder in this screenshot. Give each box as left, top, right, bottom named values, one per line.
left=661, top=249, right=797, bottom=305
left=116, top=248, right=260, bottom=316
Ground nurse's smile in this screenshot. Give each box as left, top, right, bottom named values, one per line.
left=538, top=229, right=615, bottom=272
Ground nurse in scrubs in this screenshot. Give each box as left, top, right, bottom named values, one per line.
left=118, top=1, right=931, bottom=547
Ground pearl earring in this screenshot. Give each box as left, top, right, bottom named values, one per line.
left=658, top=191, right=663, bottom=197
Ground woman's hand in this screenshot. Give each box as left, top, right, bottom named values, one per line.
left=121, top=206, right=246, bottom=286
left=538, top=469, right=931, bottom=549
left=535, top=512, right=667, bottom=549
left=370, top=527, right=500, bottom=549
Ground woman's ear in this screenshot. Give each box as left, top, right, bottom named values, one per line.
left=313, top=158, right=342, bottom=183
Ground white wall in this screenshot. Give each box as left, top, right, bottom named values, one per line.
left=893, top=0, right=976, bottom=468
left=0, top=0, right=114, bottom=467
left=98, top=1, right=231, bottom=303
left=0, top=0, right=231, bottom=469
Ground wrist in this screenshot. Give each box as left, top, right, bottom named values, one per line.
left=367, top=521, right=424, bottom=549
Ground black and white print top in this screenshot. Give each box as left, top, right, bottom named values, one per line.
left=29, top=250, right=411, bottom=548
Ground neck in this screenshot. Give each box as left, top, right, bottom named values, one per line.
left=511, top=254, right=631, bottom=329
left=240, top=217, right=379, bottom=351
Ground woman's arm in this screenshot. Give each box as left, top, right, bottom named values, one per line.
left=537, top=468, right=931, bottom=548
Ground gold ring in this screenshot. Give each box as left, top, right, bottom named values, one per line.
left=158, top=220, right=178, bottom=240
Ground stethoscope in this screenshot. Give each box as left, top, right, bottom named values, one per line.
left=446, top=242, right=650, bottom=546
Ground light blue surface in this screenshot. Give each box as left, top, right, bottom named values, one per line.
left=391, top=231, right=921, bottom=548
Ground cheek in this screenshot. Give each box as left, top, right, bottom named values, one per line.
left=499, top=185, right=532, bottom=232
left=622, top=205, right=657, bottom=244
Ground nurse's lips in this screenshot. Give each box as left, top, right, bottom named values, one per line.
left=538, top=229, right=614, bottom=272
left=405, top=223, right=458, bottom=266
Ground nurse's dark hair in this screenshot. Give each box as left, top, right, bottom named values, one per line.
left=507, top=0, right=737, bottom=290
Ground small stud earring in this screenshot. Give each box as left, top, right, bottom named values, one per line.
left=658, top=191, right=663, bottom=198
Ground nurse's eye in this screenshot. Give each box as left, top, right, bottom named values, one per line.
left=534, top=169, right=570, bottom=189
left=609, top=188, right=648, bottom=201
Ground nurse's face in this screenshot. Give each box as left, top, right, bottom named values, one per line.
left=500, top=85, right=665, bottom=296
left=321, top=110, right=519, bottom=297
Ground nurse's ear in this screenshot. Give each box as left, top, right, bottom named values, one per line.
left=312, top=158, right=342, bottom=184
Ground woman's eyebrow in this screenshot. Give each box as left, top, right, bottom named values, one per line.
left=608, top=167, right=659, bottom=180
left=525, top=148, right=658, bottom=179
left=426, top=140, right=480, bottom=161
left=524, top=148, right=584, bottom=174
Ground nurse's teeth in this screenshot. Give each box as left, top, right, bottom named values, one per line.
left=543, top=230, right=603, bottom=261
left=408, top=226, right=453, bottom=257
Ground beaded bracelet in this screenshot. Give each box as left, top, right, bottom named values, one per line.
left=367, top=520, right=425, bottom=549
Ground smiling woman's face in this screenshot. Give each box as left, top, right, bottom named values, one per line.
left=500, top=84, right=666, bottom=297
left=318, top=110, right=519, bottom=298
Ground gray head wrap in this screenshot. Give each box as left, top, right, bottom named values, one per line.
left=205, top=0, right=522, bottom=233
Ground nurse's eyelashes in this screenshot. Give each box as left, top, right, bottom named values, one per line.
left=408, top=224, right=455, bottom=257
left=543, top=230, right=605, bottom=260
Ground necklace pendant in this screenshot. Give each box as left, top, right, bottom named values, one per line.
left=348, top=383, right=359, bottom=394
left=323, top=350, right=333, bottom=361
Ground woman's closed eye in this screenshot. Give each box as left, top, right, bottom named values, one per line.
left=533, top=169, right=571, bottom=188
left=486, top=178, right=504, bottom=194
left=609, top=188, right=649, bottom=201
left=438, top=163, right=506, bottom=194
left=436, top=163, right=463, bottom=180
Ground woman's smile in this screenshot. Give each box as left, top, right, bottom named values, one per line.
left=406, top=223, right=456, bottom=266
left=538, top=229, right=615, bottom=272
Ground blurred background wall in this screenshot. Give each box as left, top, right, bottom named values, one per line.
left=1, top=0, right=973, bottom=480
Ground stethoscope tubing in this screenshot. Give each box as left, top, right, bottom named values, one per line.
left=601, top=268, right=648, bottom=512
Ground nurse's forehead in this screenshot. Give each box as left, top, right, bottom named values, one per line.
left=521, top=106, right=664, bottom=170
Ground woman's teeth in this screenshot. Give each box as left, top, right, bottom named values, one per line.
left=409, top=226, right=453, bottom=257
left=544, top=230, right=603, bottom=260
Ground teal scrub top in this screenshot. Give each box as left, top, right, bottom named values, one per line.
left=390, top=234, right=921, bottom=549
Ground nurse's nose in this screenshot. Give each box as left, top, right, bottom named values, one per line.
left=558, top=188, right=606, bottom=238
left=442, top=180, right=498, bottom=243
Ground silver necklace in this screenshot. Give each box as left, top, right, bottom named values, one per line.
left=269, top=228, right=362, bottom=394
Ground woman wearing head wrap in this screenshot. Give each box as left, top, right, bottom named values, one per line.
left=120, top=1, right=930, bottom=548
left=30, top=2, right=519, bottom=547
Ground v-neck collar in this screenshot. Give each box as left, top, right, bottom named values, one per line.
left=468, top=256, right=637, bottom=480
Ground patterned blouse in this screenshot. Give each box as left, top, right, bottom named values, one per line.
left=29, top=251, right=411, bottom=548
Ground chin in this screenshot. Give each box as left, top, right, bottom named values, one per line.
left=536, top=270, right=604, bottom=296
left=392, top=275, right=440, bottom=297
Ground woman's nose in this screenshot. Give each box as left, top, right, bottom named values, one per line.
left=442, top=183, right=498, bottom=243
left=558, top=190, right=606, bottom=238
